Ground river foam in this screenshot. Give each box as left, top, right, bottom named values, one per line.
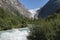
left=0, top=28, right=29, bottom=40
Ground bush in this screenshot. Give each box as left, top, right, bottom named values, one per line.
left=27, top=10, right=60, bottom=40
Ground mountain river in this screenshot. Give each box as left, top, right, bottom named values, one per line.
left=0, top=27, right=30, bottom=40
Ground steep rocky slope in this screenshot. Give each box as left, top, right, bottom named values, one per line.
left=0, top=0, right=32, bottom=30
left=0, top=0, right=32, bottom=18
left=38, top=0, right=60, bottom=18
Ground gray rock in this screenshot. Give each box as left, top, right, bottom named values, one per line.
left=38, top=0, right=60, bottom=19
left=0, top=0, right=32, bottom=18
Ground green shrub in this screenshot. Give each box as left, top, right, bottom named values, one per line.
left=28, top=10, right=60, bottom=40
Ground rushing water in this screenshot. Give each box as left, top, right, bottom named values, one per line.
left=0, top=27, right=30, bottom=40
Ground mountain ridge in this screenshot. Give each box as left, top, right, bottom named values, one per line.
left=38, top=0, right=60, bottom=19
left=0, top=0, right=32, bottom=19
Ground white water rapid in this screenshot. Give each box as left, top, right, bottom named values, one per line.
left=0, top=27, right=30, bottom=40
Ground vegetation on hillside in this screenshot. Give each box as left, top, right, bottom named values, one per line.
left=0, top=7, right=30, bottom=30
left=27, top=9, right=60, bottom=40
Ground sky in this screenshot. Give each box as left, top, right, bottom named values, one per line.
left=19, top=0, right=49, bottom=9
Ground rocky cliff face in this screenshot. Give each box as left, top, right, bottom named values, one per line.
left=38, top=0, right=60, bottom=19
left=0, top=0, right=32, bottom=18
